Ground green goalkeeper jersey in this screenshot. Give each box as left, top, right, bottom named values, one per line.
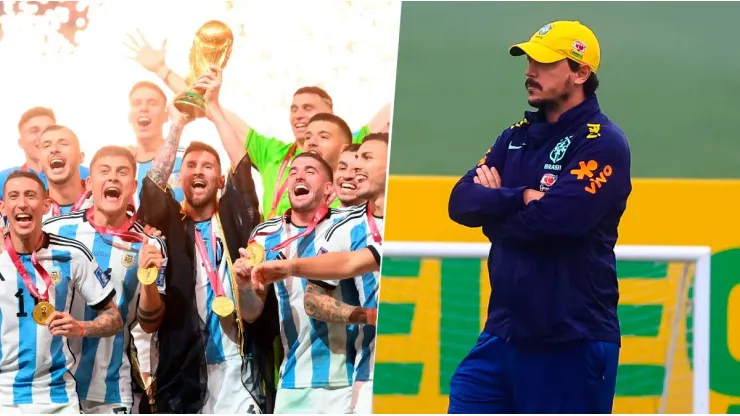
left=245, top=125, right=371, bottom=218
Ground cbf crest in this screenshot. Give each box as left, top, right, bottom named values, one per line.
left=549, top=136, right=572, bottom=163
left=121, top=254, right=136, bottom=269
left=50, top=270, right=62, bottom=286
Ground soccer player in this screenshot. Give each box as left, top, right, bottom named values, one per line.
left=127, top=81, right=186, bottom=206
left=42, top=146, right=167, bottom=414
left=234, top=152, right=356, bottom=414
left=38, top=125, right=93, bottom=221
left=136, top=99, right=270, bottom=414
left=249, top=134, right=388, bottom=287
left=446, top=21, right=631, bottom=414
left=0, top=171, right=122, bottom=413
left=125, top=31, right=390, bottom=217
left=0, top=107, right=89, bottom=199
left=334, top=144, right=364, bottom=208
left=302, top=133, right=388, bottom=414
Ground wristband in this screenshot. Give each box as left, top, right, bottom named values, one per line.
left=77, top=321, right=86, bottom=337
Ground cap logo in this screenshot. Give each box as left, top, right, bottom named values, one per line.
left=573, top=40, right=587, bottom=54
left=538, top=24, right=552, bottom=35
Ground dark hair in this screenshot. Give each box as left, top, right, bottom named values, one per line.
left=129, top=81, right=167, bottom=103
left=18, top=107, right=56, bottom=132
left=90, top=145, right=138, bottom=176
left=292, top=152, right=334, bottom=183
left=567, top=59, right=599, bottom=97
left=293, top=86, right=333, bottom=108
left=344, top=143, right=361, bottom=153
left=183, top=141, right=222, bottom=168
left=362, top=132, right=390, bottom=144
left=3, top=170, right=46, bottom=195
left=308, top=113, right=353, bottom=145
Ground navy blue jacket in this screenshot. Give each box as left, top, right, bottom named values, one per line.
left=449, top=95, right=631, bottom=346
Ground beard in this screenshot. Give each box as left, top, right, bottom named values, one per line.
left=526, top=78, right=574, bottom=110
left=185, top=187, right=218, bottom=208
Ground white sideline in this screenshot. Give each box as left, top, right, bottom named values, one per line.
left=382, top=242, right=711, bottom=415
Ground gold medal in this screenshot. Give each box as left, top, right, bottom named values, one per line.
left=137, top=267, right=158, bottom=285
left=211, top=295, right=234, bottom=317
left=33, top=301, right=55, bottom=325
left=245, top=242, right=264, bottom=266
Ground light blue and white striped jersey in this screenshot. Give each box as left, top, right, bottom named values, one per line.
left=193, top=217, right=241, bottom=365
left=41, top=194, right=94, bottom=223
left=0, top=232, right=114, bottom=406
left=42, top=210, right=167, bottom=405
left=134, top=146, right=186, bottom=207
left=317, top=203, right=384, bottom=382
left=250, top=210, right=356, bottom=389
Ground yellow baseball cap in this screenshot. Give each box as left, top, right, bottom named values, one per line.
left=509, top=21, right=601, bottom=72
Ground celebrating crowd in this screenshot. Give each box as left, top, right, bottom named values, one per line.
left=0, top=30, right=389, bottom=415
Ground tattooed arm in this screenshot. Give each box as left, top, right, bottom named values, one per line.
left=84, top=300, right=124, bottom=337
left=147, top=103, right=191, bottom=189
left=304, top=281, right=376, bottom=325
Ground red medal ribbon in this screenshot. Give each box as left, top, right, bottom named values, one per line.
left=50, top=189, right=91, bottom=217
left=249, top=205, right=329, bottom=251
left=367, top=203, right=382, bottom=244
left=194, top=218, right=226, bottom=298
left=4, top=234, right=52, bottom=302
left=267, top=143, right=298, bottom=219
left=85, top=208, right=144, bottom=251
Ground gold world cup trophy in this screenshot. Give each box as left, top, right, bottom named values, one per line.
left=174, top=20, right=234, bottom=119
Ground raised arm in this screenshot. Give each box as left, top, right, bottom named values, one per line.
left=147, top=103, right=190, bottom=189
left=304, top=281, right=376, bottom=325
left=126, top=30, right=252, bottom=164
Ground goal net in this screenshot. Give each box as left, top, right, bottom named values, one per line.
left=376, top=242, right=710, bottom=414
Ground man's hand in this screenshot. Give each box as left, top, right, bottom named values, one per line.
left=233, top=248, right=254, bottom=290
left=47, top=311, right=85, bottom=338
left=250, top=259, right=293, bottom=292
left=166, top=100, right=192, bottom=128
left=192, top=65, right=223, bottom=121
left=124, top=29, right=167, bottom=75
left=142, top=224, right=163, bottom=238
left=523, top=189, right=545, bottom=205
left=138, top=241, right=164, bottom=273
left=474, top=165, right=502, bottom=188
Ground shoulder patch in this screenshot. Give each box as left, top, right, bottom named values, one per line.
left=586, top=123, right=601, bottom=139
left=509, top=118, right=528, bottom=130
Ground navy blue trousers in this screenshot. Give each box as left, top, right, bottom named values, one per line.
left=448, top=332, right=620, bottom=414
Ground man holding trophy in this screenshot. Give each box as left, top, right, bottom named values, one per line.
left=136, top=21, right=278, bottom=414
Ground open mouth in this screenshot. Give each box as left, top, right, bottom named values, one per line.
left=308, top=149, right=322, bottom=157
left=103, top=187, right=121, bottom=201
left=49, top=157, right=66, bottom=170
left=339, top=181, right=357, bottom=191
left=137, top=116, right=152, bottom=127
left=15, top=213, right=32, bottom=225
left=192, top=179, right=207, bottom=190
left=294, top=122, right=307, bottom=131
left=293, top=184, right=310, bottom=197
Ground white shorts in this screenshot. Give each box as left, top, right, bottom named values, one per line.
left=0, top=402, right=81, bottom=414
left=81, top=400, right=131, bottom=414
left=201, top=358, right=261, bottom=414
left=274, top=385, right=353, bottom=414
left=352, top=380, right=373, bottom=414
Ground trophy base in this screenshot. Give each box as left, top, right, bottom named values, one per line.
left=174, top=91, right=206, bottom=119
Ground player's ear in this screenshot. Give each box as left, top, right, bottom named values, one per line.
left=42, top=196, right=51, bottom=215
left=85, top=177, right=93, bottom=193
left=324, top=181, right=334, bottom=197
left=219, top=174, right=225, bottom=190
left=78, top=151, right=85, bottom=164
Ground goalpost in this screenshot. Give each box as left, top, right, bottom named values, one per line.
left=382, top=242, right=711, bottom=414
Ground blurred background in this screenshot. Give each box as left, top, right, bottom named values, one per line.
left=377, top=1, right=740, bottom=414
left=0, top=0, right=400, bottom=200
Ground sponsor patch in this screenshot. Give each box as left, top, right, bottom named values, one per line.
left=94, top=267, right=110, bottom=288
